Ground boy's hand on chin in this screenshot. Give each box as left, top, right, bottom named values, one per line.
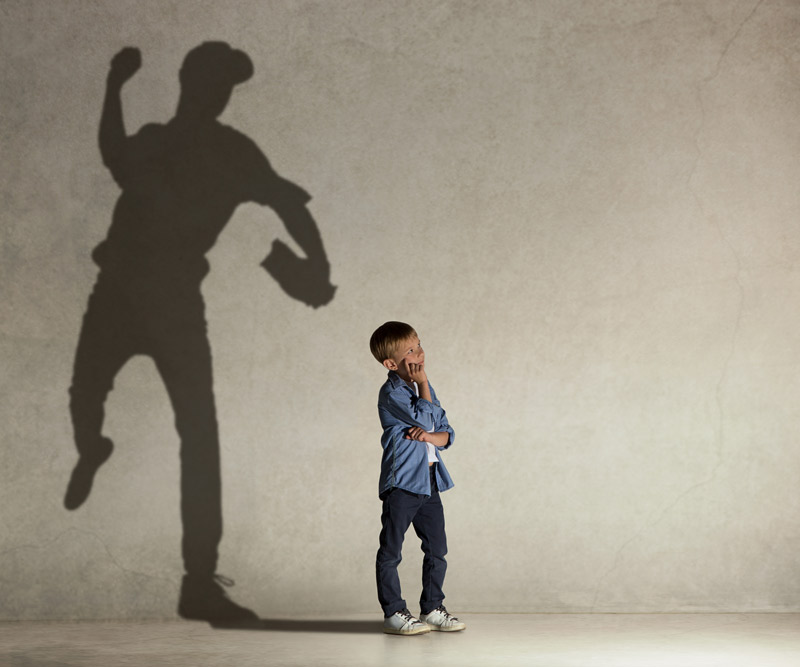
left=403, top=360, right=427, bottom=385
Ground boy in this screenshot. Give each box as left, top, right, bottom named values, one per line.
left=370, top=321, right=466, bottom=635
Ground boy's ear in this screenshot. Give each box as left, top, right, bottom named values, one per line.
left=382, top=358, right=398, bottom=371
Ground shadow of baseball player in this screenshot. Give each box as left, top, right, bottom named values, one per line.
left=65, top=42, right=335, bottom=624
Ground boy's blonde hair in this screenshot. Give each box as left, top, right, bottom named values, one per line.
left=370, top=321, right=418, bottom=363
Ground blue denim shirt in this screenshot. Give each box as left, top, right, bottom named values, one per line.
left=377, top=371, right=455, bottom=498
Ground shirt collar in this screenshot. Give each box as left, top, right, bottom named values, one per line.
left=387, top=371, right=414, bottom=392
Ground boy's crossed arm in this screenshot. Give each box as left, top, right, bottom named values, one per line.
left=404, top=427, right=450, bottom=448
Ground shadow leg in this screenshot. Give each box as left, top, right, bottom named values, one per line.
left=66, top=279, right=134, bottom=509
left=154, top=301, right=257, bottom=623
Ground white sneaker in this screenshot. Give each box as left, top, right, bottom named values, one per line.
left=419, top=606, right=466, bottom=632
left=383, top=608, right=431, bottom=635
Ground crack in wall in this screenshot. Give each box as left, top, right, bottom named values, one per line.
left=0, top=527, right=176, bottom=590
left=590, top=0, right=762, bottom=611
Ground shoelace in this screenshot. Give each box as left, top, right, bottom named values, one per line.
left=213, top=574, right=236, bottom=588
left=433, top=606, right=458, bottom=621
left=398, top=609, right=419, bottom=623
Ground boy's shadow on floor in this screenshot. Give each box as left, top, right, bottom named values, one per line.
left=211, top=618, right=380, bottom=634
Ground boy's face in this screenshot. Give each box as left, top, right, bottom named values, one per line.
left=382, top=336, right=424, bottom=381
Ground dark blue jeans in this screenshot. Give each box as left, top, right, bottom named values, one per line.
left=376, top=465, right=448, bottom=617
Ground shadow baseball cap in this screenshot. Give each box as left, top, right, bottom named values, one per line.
left=180, top=42, right=254, bottom=87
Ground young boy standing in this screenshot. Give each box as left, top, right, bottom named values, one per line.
left=370, top=321, right=466, bottom=635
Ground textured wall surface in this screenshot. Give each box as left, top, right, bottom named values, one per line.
left=2, top=0, right=799, bottom=619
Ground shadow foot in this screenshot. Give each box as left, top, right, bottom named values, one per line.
left=178, top=574, right=260, bottom=627
left=64, top=437, right=114, bottom=510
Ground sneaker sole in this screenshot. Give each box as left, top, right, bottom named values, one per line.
left=383, top=625, right=431, bottom=636
left=427, top=623, right=466, bottom=632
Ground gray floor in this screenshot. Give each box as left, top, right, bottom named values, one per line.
left=2, top=614, right=799, bottom=667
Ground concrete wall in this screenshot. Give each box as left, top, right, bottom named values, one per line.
left=2, top=0, right=799, bottom=619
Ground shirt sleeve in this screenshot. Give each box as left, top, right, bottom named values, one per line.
left=382, top=383, right=455, bottom=448
left=233, top=131, right=312, bottom=208
left=429, top=385, right=455, bottom=448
